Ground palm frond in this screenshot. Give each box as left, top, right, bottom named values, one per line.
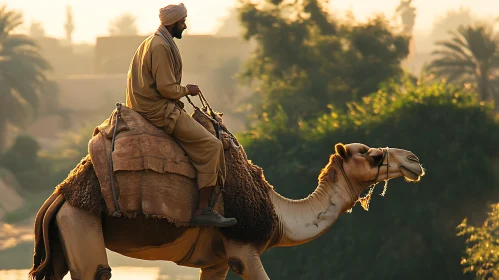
left=0, top=5, right=23, bottom=35
left=428, top=23, right=499, bottom=103
left=1, top=35, right=39, bottom=51
left=432, top=41, right=474, bottom=62
left=0, top=6, right=51, bottom=125
left=1, top=88, right=34, bottom=126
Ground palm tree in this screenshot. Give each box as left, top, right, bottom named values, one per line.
left=0, top=5, right=50, bottom=152
left=427, top=23, right=499, bottom=103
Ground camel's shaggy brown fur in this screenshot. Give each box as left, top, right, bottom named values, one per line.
left=219, top=141, right=278, bottom=244
left=203, top=109, right=278, bottom=243
left=56, top=155, right=104, bottom=216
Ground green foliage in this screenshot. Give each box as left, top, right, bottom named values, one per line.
left=458, top=203, right=499, bottom=280
left=0, top=125, right=93, bottom=222
left=39, top=123, right=95, bottom=182
left=237, top=0, right=409, bottom=127
left=0, top=119, right=92, bottom=189
left=3, top=188, right=52, bottom=223
left=0, top=135, right=52, bottom=191
left=233, top=76, right=499, bottom=279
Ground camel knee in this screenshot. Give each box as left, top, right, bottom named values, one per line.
left=94, top=265, right=112, bottom=280
left=228, top=257, right=245, bottom=276
left=223, top=241, right=269, bottom=280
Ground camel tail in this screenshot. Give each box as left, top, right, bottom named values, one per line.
left=29, top=191, right=65, bottom=280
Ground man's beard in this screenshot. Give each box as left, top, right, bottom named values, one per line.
left=172, top=23, right=184, bottom=39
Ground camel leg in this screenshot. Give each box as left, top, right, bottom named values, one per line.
left=56, top=202, right=111, bottom=280
left=223, top=240, right=270, bottom=280
left=200, top=262, right=229, bottom=280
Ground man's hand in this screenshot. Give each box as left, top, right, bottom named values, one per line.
left=187, top=84, right=200, bottom=96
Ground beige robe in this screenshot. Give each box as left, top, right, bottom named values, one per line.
left=125, top=31, right=225, bottom=189
left=125, top=34, right=189, bottom=133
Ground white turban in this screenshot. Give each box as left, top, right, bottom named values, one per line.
left=159, top=3, right=187, bottom=26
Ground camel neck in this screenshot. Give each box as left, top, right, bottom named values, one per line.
left=269, top=164, right=361, bottom=247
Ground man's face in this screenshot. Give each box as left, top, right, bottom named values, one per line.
left=172, top=17, right=187, bottom=39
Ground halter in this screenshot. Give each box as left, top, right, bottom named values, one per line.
left=335, top=147, right=390, bottom=212
left=372, top=147, right=390, bottom=186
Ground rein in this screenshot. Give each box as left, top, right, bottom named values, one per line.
left=335, top=148, right=390, bottom=212
left=185, top=92, right=241, bottom=149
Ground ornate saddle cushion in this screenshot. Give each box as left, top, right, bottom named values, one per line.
left=88, top=104, right=223, bottom=226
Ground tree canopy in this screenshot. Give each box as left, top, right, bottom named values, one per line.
left=237, top=0, right=409, bottom=128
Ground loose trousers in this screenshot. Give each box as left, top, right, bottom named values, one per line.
left=169, top=107, right=226, bottom=189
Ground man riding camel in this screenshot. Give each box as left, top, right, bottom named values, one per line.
left=125, top=3, right=237, bottom=228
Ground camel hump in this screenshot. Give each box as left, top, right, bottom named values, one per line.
left=88, top=104, right=222, bottom=225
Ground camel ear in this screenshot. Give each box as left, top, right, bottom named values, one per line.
left=335, top=143, right=349, bottom=159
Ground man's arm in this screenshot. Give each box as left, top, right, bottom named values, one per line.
left=151, top=44, right=190, bottom=100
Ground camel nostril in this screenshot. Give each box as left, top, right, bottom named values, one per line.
left=407, top=155, right=419, bottom=162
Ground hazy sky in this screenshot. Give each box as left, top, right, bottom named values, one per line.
left=6, top=0, right=497, bottom=44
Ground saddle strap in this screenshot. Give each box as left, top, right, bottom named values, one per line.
left=108, top=102, right=122, bottom=216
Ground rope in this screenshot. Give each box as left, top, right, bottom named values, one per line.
left=109, top=102, right=122, bottom=216
left=185, top=91, right=213, bottom=115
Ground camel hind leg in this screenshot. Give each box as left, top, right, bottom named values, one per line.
left=56, top=201, right=111, bottom=280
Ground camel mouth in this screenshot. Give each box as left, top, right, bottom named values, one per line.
left=400, top=165, right=424, bottom=182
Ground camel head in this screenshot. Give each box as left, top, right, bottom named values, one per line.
left=334, top=142, right=424, bottom=184
left=321, top=143, right=425, bottom=211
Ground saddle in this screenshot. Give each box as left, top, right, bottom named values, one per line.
left=88, top=104, right=224, bottom=226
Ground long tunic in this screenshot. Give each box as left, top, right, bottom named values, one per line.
left=125, top=34, right=189, bottom=131
left=124, top=31, right=226, bottom=189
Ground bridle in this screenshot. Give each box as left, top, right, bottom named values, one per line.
left=372, top=147, right=390, bottom=186
left=334, top=147, right=390, bottom=211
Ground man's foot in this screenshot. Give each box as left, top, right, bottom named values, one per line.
left=190, top=207, right=237, bottom=227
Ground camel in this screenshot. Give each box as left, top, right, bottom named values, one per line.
left=28, top=105, right=425, bottom=280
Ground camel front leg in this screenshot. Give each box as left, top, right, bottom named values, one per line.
left=56, top=202, right=111, bottom=280
left=223, top=240, right=270, bottom=280
left=200, top=262, right=229, bottom=280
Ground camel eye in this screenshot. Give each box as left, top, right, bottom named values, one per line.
left=371, top=154, right=383, bottom=165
